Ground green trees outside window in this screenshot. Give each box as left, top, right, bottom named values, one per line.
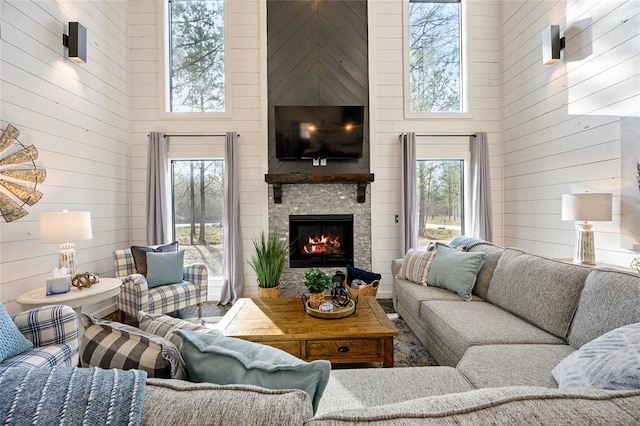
left=172, top=160, right=224, bottom=275
left=169, top=0, right=225, bottom=112
left=408, top=0, right=462, bottom=113
left=416, top=159, right=464, bottom=248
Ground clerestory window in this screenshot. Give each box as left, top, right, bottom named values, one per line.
left=407, top=0, right=465, bottom=113
left=167, top=0, right=226, bottom=113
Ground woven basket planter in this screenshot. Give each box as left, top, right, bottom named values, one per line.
left=257, top=284, right=281, bottom=298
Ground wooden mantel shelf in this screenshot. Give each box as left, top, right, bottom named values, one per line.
left=265, top=173, right=375, bottom=204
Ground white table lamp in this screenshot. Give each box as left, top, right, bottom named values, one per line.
left=562, top=193, right=612, bottom=265
left=39, top=210, right=93, bottom=276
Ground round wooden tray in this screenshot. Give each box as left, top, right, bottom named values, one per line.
left=301, top=295, right=359, bottom=319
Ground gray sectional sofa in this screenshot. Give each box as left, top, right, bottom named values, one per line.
left=392, top=244, right=640, bottom=387
left=138, top=243, right=640, bottom=425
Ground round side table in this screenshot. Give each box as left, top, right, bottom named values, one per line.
left=17, top=277, right=123, bottom=341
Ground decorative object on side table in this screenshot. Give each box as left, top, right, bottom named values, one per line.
left=303, top=268, right=333, bottom=309
left=249, top=231, right=287, bottom=298
left=631, top=258, right=640, bottom=274
left=72, top=272, right=99, bottom=290
left=46, top=267, right=71, bottom=295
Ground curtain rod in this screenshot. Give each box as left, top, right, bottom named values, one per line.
left=399, top=133, right=475, bottom=137
left=164, top=133, right=239, bottom=137
left=146, top=133, right=239, bottom=137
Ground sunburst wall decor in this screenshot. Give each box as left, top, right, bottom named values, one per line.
left=0, top=124, right=46, bottom=222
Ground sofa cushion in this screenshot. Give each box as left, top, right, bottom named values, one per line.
left=395, top=279, right=482, bottom=321
left=553, top=322, right=640, bottom=390
left=0, top=304, right=33, bottom=363
left=486, top=249, right=590, bottom=339
left=315, top=366, right=474, bottom=417
left=81, top=314, right=185, bottom=379
left=175, top=330, right=330, bottom=414
left=458, top=344, right=575, bottom=389
left=307, top=387, right=640, bottom=425
left=421, top=300, right=564, bottom=363
left=467, top=243, right=503, bottom=299
left=143, top=378, right=313, bottom=426
left=567, top=269, right=640, bottom=349
left=427, top=244, right=487, bottom=301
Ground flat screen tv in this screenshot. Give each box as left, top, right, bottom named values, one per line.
left=275, top=106, right=364, bottom=159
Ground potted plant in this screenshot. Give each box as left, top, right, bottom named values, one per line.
left=249, top=231, right=287, bottom=298
left=303, top=268, right=333, bottom=309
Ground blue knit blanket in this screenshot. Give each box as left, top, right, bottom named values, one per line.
left=449, top=236, right=494, bottom=250
left=0, top=367, right=147, bottom=426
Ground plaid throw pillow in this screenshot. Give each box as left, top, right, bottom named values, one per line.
left=81, top=314, right=185, bottom=379
left=138, top=312, right=220, bottom=351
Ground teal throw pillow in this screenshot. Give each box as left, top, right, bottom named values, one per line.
left=131, top=241, right=178, bottom=276
left=175, top=330, right=331, bottom=414
left=146, top=251, right=184, bottom=288
left=427, top=243, right=487, bottom=301
left=0, top=304, right=33, bottom=363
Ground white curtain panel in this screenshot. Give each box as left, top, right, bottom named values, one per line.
left=146, top=132, right=170, bottom=245
left=400, top=132, right=418, bottom=254
left=219, top=132, right=243, bottom=304
left=469, top=132, right=493, bottom=241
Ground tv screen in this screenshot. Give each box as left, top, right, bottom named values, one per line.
left=275, top=106, right=364, bottom=159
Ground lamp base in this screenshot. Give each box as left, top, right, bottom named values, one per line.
left=58, top=242, right=78, bottom=276
left=574, top=222, right=595, bottom=265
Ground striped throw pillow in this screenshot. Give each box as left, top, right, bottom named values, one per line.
left=396, top=249, right=435, bottom=285
left=81, top=314, right=185, bottom=379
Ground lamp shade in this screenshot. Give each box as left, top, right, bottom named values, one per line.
left=562, top=193, right=612, bottom=222
left=39, top=211, right=93, bottom=243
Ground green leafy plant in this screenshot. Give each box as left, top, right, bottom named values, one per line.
left=248, top=231, right=287, bottom=288
left=303, top=268, right=333, bottom=294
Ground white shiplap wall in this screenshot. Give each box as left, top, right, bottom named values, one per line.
left=369, top=0, right=504, bottom=297
left=128, top=0, right=267, bottom=300
left=501, top=0, right=640, bottom=267
left=0, top=0, right=130, bottom=315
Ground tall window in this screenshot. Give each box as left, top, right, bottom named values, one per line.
left=416, top=160, right=464, bottom=249
left=168, top=0, right=225, bottom=112
left=171, top=160, right=225, bottom=276
left=408, top=0, right=463, bottom=113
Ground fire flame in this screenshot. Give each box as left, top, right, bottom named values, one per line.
left=303, top=234, right=341, bottom=255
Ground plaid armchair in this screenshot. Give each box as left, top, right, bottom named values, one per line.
left=0, top=305, right=79, bottom=368
left=113, top=248, right=207, bottom=321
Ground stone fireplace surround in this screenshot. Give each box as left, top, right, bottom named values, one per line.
left=268, top=183, right=372, bottom=298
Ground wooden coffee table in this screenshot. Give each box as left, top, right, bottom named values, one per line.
left=216, top=297, right=398, bottom=367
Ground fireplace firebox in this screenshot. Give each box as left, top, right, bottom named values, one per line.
left=289, top=214, right=354, bottom=268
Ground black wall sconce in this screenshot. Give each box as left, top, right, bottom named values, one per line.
left=542, top=25, right=565, bottom=65
left=62, top=22, right=86, bottom=63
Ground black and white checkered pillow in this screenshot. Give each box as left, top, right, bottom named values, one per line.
left=80, top=314, right=185, bottom=379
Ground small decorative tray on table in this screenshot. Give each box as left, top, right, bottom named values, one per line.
left=301, top=295, right=359, bottom=319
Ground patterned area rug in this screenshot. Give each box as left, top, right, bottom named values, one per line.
left=105, top=298, right=437, bottom=368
